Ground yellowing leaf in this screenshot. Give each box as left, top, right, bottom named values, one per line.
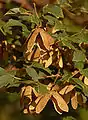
left=71, top=92, right=78, bottom=109
left=65, top=85, right=75, bottom=94
left=84, top=76, right=88, bottom=85
left=51, top=91, right=69, bottom=112
left=35, top=93, right=51, bottom=114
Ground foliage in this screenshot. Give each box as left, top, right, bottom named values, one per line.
left=0, top=0, right=88, bottom=119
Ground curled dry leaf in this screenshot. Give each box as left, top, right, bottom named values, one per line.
left=27, top=47, right=40, bottom=61
left=51, top=96, right=63, bottom=114
left=35, top=93, right=51, bottom=114
left=84, top=76, right=88, bottom=85
left=27, top=28, right=39, bottom=53
left=21, top=86, right=26, bottom=97
left=51, top=91, right=69, bottom=112
left=39, top=28, right=54, bottom=50
left=71, top=92, right=78, bottom=109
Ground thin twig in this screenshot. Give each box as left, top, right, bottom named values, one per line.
left=39, top=74, right=61, bottom=79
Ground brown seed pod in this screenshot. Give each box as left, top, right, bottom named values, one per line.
left=35, top=93, right=51, bottom=114
left=51, top=91, right=69, bottom=112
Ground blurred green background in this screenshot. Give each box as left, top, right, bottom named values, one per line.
left=0, top=92, right=88, bottom=120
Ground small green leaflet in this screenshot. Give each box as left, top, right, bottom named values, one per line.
left=0, top=67, right=20, bottom=87
left=74, top=61, right=84, bottom=70
left=3, top=19, right=29, bottom=37
left=52, top=20, right=65, bottom=33
left=73, top=50, right=86, bottom=62
left=71, top=78, right=84, bottom=88
left=0, top=67, right=7, bottom=76
left=31, top=62, right=51, bottom=74
left=80, top=68, right=88, bottom=78
left=43, top=4, right=64, bottom=18
left=35, top=82, right=48, bottom=94
left=43, top=15, right=56, bottom=25
left=26, top=67, right=38, bottom=81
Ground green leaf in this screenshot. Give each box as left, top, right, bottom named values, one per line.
left=70, top=31, right=88, bottom=44
left=35, top=82, right=48, bottom=94
left=0, top=67, right=20, bottom=87
left=71, top=78, right=84, bottom=88
left=3, top=19, right=29, bottom=37
left=0, top=74, right=14, bottom=87
left=52, top=20, right=65, bottom=33
left=63, top=18, right=82, bottom=33
left=74, top=61, right=84, bottom=70
left=43, top=15, right=56, bottom=25
left=80, top=68, right=88, bottom=78
left=26, top=67, right=38, bottom=81
left=0, top=67, right=7, bottom=76
left=8, top=92, right=20, bottom=102
left=31, top=62, right=51, bottom=74
left=73, top=50, right=86, bottom=62
left=57, top=70, right=72, bottom=83
left=63, top=116, right=77, bottom=120
left=43, top=4, right=64, bottom=18
left=62, top=39, right=76, bottom=50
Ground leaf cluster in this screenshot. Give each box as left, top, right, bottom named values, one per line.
left=0, top=0, right=88, bottom=117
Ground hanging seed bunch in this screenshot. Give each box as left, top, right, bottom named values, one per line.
left=25, top=28, right=63, bottom=68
